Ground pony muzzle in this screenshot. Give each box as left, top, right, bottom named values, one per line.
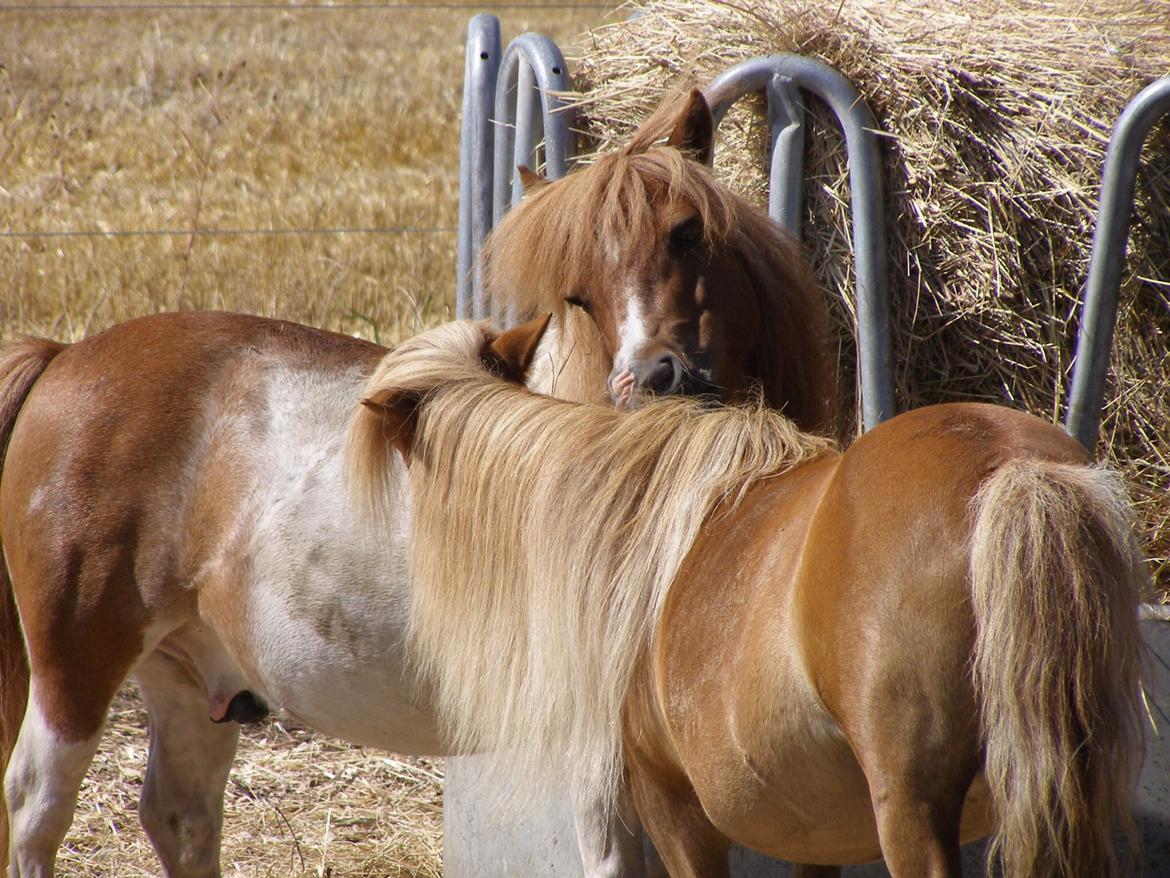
left=609, top=350, right=718, bottom=407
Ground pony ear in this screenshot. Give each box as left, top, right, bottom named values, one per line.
left=484, top=313, right=553, bottom=383
left=666, top=88, right=715, bottom=165
left=517, top=165, right=548, bottom=192
left=360, top=388, right=421, bottom=458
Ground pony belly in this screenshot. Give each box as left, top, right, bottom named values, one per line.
left=688, top=716, right=884, bottom=865
left=699, top=747, right=994, bottom=866
left=256, top=662, right=444, bottom=755
left=222, top=564, right=446, bottom=755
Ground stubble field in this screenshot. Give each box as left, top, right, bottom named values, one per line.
left=1, top=2, right=607, bottom=874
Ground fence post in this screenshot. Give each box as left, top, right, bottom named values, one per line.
left=706, top=55, right=895, bottom=432
left=1065, top=75, right=1170, bottom=452
left=456, top=14, right=501, bottom=320
left=491, top=33, right=575, bottom=224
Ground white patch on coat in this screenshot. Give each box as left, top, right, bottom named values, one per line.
left=232, top=363, right=442, bottom=753
left=5, top=687, right=104, bottom=874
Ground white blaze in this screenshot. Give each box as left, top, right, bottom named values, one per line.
left=614, top=292, right=649, bottom=373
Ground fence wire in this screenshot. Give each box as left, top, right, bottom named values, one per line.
left=1, top=3, right=609, bottom=11
left=1, top=226, right=457, bottom=239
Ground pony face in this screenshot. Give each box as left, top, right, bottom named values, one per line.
left=482, top=90, right=835, bottom=429
left=567, top=184, right=765, bottom=410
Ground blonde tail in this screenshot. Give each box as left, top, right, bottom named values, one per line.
left=970, top=459, right=1146, bottom=878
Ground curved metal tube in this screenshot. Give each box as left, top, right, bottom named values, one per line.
left=491, top=33, right=575, bottom=228
left=1066, top=75, right=1170, bottom=452
left=456, top=13, right=501, bottom=319
left=706, top=54, right=895, bottom=432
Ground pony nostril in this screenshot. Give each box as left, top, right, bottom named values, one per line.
left=640, top=354, right=683, bottom=395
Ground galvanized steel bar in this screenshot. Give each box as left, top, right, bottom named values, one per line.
left=1066, top=75, right=1170, bottom=452
left=706, top=55, right=895, bottom=431
left=492, top=33, right=575, bottom=229
left=764, top=75, right=806, bottom=236
left=456, top=13, right=500, bottom=320
left=512, top=59, right=541, bottom=206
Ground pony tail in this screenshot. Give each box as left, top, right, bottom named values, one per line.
left=969, top=459, right=1146, bottom=877
left=0, top=336, right=65, bottom=856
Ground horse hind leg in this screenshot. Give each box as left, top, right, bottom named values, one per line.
left=868, top=790, right=966, bottom=878
left=859, top=724, right=975, bottom=878
left=4, top=680, right=112, bottom=878
left=3, top=573, right=141, bottom=877
left=133, top=649, right=243, bottom=878
left=623, top=752, right=731, bottom=878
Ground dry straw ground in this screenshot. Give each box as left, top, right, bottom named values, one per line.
left=1, top=2, right=605, bottom=875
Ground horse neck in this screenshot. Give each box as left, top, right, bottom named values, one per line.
left=727, top=232, right=835, bottom=434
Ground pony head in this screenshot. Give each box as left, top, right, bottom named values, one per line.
left=483, top=89, right=834, bottom=430
left=346, top=315, right=550, bottom=521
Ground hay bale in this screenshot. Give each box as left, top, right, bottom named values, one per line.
left=567, top=0, right=1170, bottom=587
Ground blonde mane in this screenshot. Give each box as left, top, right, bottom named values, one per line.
left=481, top=102, right=834, bottom=428
left=346, top=321, right=835, bottom=811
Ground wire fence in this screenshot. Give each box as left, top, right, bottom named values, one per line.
left=0, top=226, right=457, bottom=239
left=0, top=3, right=609, bottom=12
left=1, top=2, right=602, bottom=242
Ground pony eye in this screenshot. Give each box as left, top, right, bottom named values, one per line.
left=565, top=294, right=591, bottom=313
left=670, top=216, right=703, bottom=251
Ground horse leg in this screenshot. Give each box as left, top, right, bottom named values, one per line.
left=868, top=790, right=966, bottom=878
left=623, top=759, right=730, bottom=878
left=133, top=650, right=242, bottom=878
left=858, top=729, right=974, bottom=878
left=4, top=680, right=112, bottom=878
left=571, top=777, right=646, bottom=878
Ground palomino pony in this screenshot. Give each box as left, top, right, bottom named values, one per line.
left=352, top=317, right=1148, bottom=878
left=0, top=91, right=831, bottom=876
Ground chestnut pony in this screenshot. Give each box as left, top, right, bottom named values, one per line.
left=0, top=91, right=829, bottom=876
left=352, top=318, right=1147, bottom=878
left=481, top=90, right=831, bottom=424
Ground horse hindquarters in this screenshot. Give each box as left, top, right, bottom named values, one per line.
left=970, top=459, right=1146, bottom=878
left=0, top=339, right=65, bottom=860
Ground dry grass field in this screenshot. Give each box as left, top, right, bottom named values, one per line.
left=1, top=1, right=607, bottom=344
left=4, top=1, right=1167, bottom=875
left=1, top=2, right=608, bottom=874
